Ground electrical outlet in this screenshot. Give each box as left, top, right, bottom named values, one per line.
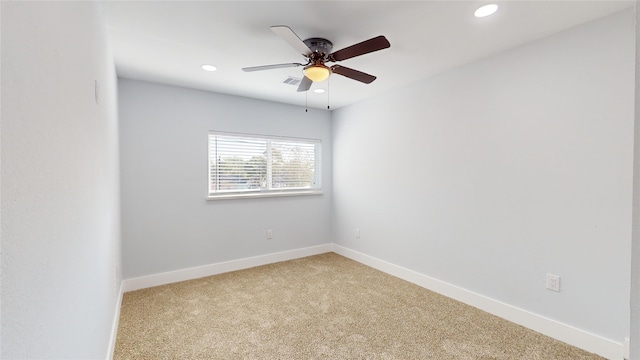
left=266, top=229, right=273, bottom=240
left=546, top=274, right=560, bottom=292
left=355, top=228, right=360, bottom=238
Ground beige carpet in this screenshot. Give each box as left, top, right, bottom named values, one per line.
left=114, top=253, right=603, bottom=359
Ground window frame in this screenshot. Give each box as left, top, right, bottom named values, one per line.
left=207, top=131, right=322, bottom=200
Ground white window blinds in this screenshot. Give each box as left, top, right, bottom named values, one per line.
left=208, top=132, right=321, bottom=198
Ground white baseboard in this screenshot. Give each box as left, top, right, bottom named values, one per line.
left=331, top=244, right=624, bottom=360
left=624, top=337, right=630, bottom=360
left=106, top=281, right=124, bottom=360
left=122, top=244, right=333, bottom=292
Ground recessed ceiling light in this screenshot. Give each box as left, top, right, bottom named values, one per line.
left=314, top=88, right=326, bottom=94
left=201, top=64, right=217, bottom=72
left=475, top=4, right=498, bottom=18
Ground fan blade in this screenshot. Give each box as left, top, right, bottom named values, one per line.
left=330, top=35, right=390, bottom=62
left=297, top=76, right=313, bottom=92
left=331, top=65, right=377, bottom=84
left=242, top=63, right=303, bottom=72
left=271, top=25, right=312, bottom=56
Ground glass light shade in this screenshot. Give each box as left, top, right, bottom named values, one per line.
left=305, top=65, right=330, bottom=82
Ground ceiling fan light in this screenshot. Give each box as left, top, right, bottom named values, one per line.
left=305, top=65, right=330, bottom=82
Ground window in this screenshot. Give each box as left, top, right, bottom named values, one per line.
left=208, top=132, right=322, bottom=199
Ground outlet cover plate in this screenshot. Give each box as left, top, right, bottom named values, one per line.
left=546, top=273, right=560, bottom=292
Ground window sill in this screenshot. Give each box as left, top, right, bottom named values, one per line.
left=207, top=190, right=323, bottom=200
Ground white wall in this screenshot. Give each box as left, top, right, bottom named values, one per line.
left=333, top=9, right=634, bottom=344
left=1, top=1, right=121, bottom=359
left=118, top=79, right=332, bottom=279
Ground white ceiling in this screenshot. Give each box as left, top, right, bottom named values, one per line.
left=102, top=0, right=633, bottom=110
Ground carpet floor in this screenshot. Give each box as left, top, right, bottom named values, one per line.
left=114, top=252, right=604, bottom=359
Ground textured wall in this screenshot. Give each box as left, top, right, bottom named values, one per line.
left=332, top=9, right=634, bottom=343
left=118, top=79, right=332, bottom=279
left=1, top=1, right=121, bottom=358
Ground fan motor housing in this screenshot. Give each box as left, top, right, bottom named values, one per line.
left=303, top=38, right=333, bottom=55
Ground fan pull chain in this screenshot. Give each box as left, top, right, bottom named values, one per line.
left=327, top=78, right=330, bottom=110
left=305, top=88, right=308, bottom=112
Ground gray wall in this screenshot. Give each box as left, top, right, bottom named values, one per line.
left=1, top=1, right=122, bottom=358
left=332, top=9, right=634, bottom=343
left=118, top=79, right=332, bottom=278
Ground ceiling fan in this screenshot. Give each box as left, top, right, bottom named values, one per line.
left=242, top=25, right=391, bottom=92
